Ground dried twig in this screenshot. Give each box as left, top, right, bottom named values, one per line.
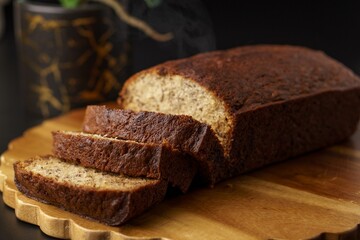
left=91, top=0, right=173, bottom=42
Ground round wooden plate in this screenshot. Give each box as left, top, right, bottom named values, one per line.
left=1, top=107, right=360, bottom=240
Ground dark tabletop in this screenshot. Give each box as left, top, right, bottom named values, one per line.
left=1, top=1, right=360, bottom=239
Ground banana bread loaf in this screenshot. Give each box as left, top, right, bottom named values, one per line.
left=82, top=105, right=225, bottom=184
left=14, top=156, right=167, bottom=226
left=52, top=131, right=196, bottom=192
left=118, top=45, right=360, bottom=180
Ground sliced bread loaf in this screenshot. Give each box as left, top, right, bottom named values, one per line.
left=118, top=45, right=360, bottom=180
left=82, top=105, right=226, bottom=184
left=52, top=131, right=196, bottom=192
left=14, top=156, right=167, bottom=226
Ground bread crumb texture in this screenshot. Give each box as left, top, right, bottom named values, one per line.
left=121, top=74, right=233, bottom=153
left=24, top=157, right=156, bottom=190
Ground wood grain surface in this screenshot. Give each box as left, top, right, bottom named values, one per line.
left=1, top=106, right=360, bottom=240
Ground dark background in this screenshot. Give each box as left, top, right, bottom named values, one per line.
left=1, top=1, right=360, bottom=239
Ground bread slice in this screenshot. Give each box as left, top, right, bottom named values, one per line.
left=82, top=105, right=226, bottom=184
left=118, top=45, right=360, bottom=180
left=52, top=131, right=196, bottom=192
left=14, top=156, right=167, bottom=226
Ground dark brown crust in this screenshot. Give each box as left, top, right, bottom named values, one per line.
left=118, top=45, right=360, bottom=181
left=52, top=131, right=196, bottom=192
left=82, top=106, right=225, bottom=184
left=227, top=89, right=360, bottom=177
left=13, top=159, right=167, bottom=226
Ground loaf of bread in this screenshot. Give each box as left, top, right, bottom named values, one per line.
left=14, top=156, right=167, bottom=226
left=82, top=105, right=225, bottom=184
left=13, top=45, right=360, bottom=227
left=118, top=45, right=360, bottom=180
left=52, top=131, right=196, bottom=192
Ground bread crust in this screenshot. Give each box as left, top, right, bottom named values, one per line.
left=229, top=89, right=360, bottom=176
left=82, top=106, right=225, bottom=184
left=14, top=158, right=167, bottom=226
left=118, top=45, right=360, bottom=181
left=52, top=131, right=196, bottom=192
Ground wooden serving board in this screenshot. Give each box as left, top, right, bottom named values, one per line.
left=2, top=107, right=360, bottom=240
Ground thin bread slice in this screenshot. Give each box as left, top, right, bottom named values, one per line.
left=82, top=105, right=226, bottom=184
left=14, top=156, right=167, bottom=226
left=52, top=131, right=196, bottom=192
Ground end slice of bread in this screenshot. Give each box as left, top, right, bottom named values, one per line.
left=82, top=105, right=226, bottom=184
left=52, top=131, right=196, bottom=192
left=14, top=156, right=167, bottom=226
